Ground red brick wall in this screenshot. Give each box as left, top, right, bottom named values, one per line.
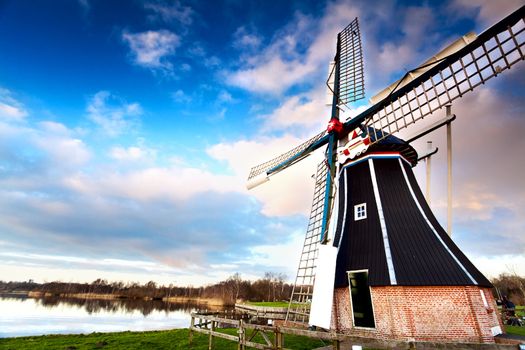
left=332, top=285, right=501, bottom=343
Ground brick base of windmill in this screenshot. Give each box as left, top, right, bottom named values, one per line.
left=331, top=286, right=502, bottom=344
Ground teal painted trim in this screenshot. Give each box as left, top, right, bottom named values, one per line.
left=266, top=134, right=330, bottom=176
left=320, top=133, right=335, bottom=243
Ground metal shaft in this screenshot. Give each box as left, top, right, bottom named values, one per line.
left=426, top=141, right=432, bottom=204
left=320, top=35, right=341, bottom=243
left=446, top=105, right=452, bottom=236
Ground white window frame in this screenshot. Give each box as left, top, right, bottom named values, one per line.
left=354, top=203, right=367, bottom=221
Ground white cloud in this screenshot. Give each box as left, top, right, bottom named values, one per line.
left=172, top=89, right=192, bottom=103
left=66, top=165, right=240, bottom=202
left=0, top=88, right=28, bottom=121
left=258, top=87, right=328, bottom=133
left=122, top=30, right=180, bottom=71
left=34, top=135, right=90, bottom=168
left=232, top=26, right=262, bottom=50
left=0, top=119, right=91, bottom=174
left=145, top=1, right=194, bottom=26
left=0, top=103, right=27, bottom=120
left=109, top=139, right=157, bottom=163
left=216, top=107, right=227, bottom=120
left=226, top=56, right=318, bottom=94
left=449, top=0, right=523, bottom=27
left=207, top=135, right=322, bottom=217
left=110, top=146, right=146, bottom=161
left=204, top=56, right=221, bottom=67
left=470, top=255, right=525, bottom=279
left=217, top=90, right=234, bottom=104
left=362, top=5, right=439, bottom=94
left=225, top=3, right=360, bottom=94
left=86, top=91, right=142, bottom=137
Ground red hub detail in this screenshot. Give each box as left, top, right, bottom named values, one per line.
left=327, top=118, right=343, bottom=134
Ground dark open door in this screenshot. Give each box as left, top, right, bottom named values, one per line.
left=348, top=270, right=375, bottom=328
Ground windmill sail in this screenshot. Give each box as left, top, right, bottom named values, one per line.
left=247, top=19, right=366, bottom=189
left=246, top=130, right=327, bottom=189
left=285, top=160, right=328, bottom=325
left=248, top=6, right=524, bottom=191
left=350, top=6, right=525, bottom=145
left=334, top=17, right=365, bottom=105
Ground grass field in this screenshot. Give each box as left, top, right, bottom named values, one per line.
left=0, top=329, right=327, bottom=350
left=245, top=301, right=291, bottom=308
left=1, top=324, right=523, bottom=349
left=515, top=305, right=525, bottom=317
left=245, top=301, right=306, bottom=308
left=506, top=325, right=525, bottom=337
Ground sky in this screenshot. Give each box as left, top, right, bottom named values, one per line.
left=0, top=0, right=524, bottom=286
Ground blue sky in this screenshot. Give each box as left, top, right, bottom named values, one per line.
left=0, top=0, right=524, bottom=285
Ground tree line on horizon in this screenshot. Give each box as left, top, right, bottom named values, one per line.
left=491, top=272, right=525, bottom=305
left=1, top=272, right=523, bottom=306
left=0, top=272, right=293, bottom=305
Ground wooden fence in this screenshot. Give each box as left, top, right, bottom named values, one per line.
left=189, top=312, right=342, bottom=350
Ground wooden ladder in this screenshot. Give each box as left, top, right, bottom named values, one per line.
left=285, top=160, right=328, bottom=325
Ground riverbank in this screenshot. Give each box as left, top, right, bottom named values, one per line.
left=0, top=328, right=326, bottom=350
left=164, top=296, right=225, bottom=306
left=3, top=291, right=226, bottom=306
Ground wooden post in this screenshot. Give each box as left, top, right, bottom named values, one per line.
left=189, top=315, right=194, bottom=345
left=208, top=320, right=215, bottom=350
left=238, top=319, right=244, bottom=350
left=275, top=329, right=283, bottom=349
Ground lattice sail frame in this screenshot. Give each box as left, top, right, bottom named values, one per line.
left=337, top=17, right=365, bottom=105
left=361, top=15, right=525, bottom=144
left=285, top=160, right=328, bottom=325
left=247, top=130, right=326, bottom=180
left=248, top=8, right=523, bottom=185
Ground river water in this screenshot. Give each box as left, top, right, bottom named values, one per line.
left=0, top=296, right=225, bottom=338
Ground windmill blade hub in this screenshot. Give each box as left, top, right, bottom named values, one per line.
left=327, top=118, right=344, bottom=134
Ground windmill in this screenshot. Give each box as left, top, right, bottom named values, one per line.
left=247, top=6, right=524, bottom=344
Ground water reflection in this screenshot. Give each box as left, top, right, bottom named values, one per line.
left=0, top=296, right=229, bottom=338
left=30, top=296, right=216, bottom=316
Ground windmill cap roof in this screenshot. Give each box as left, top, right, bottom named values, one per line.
left=367, top=127, right=418, bottom=165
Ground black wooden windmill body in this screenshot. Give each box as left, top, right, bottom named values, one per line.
left=247, top=6, right=525, bottom=333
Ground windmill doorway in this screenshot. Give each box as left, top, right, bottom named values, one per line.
left=348, top=270, right=375, bottom=328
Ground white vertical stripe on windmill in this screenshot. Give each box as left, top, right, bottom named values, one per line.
left=368, top=159, right=397, bottom=285
left=397, top=158, right=477, bottom=284
left=309, top=244, right=338, bottom=329
left=327, top=170, right=340, bottom=244
left=479, top=289, right=488, bottom=308
left=337, top=168, right=349, bottom=249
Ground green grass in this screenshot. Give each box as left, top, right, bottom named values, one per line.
left=245, top=301, right=304, bottom=308
left=505, top=325, right=525, bottom=337
left=0, top=328, right=327, bottom=350
left=515, top=305, right=525, bottom=317
left=2, top=325, right=522, bottom=350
